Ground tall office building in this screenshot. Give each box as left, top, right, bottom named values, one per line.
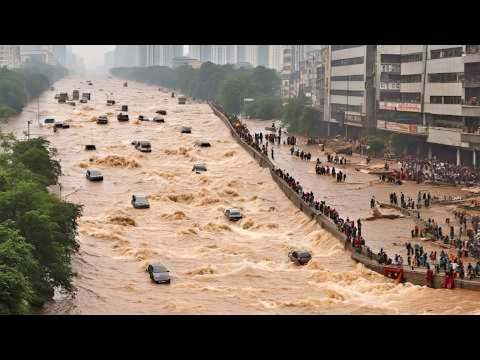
left=189, top=45, right=201, bottom=60
left=225, top=45, right=237, bottom=64
left=269, top=45, right=284, bottom=72
left=257, top=45, right=269, bottom=67
left=0, top=45, right=21, bottom=68
left=52, top=45, right=67, bottom=67
left=20, top=45, right=56, bottom=65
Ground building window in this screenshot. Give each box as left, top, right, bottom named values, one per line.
left=380, top=63, right=401, bottom=73
left=430, top=47, right=463, bottom=60
left=401, top=53, right=423, bottom=63
left=428, top=72, right=464, bottom=83
left=331, top=103, right=362, bottom=114
left=430, top=96, right=462, bottom=104
left=381, top=54, right=401, bottom=63
left=400, top=74, right=422, bottom=83
left=444, top=96, right=462, bottom=104
left=330, top=89, right=364, bottom=97
left=331, top=57, right=364, bottom=67
left=330, top=75, right=364, bottom=82
left=331, top=45, right=363, bottom=51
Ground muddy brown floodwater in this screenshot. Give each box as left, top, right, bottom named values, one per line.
left=4, top=74, right=480, bottom=314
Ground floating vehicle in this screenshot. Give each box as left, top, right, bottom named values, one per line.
left=192, top=164, right=207, bottom=173
left=67, top=101, right=76, bottom=106
left=106, top=100, right=116, bottom=106
left=79, top=99, right=88, bottom=104
left=288, top=250, right=312, bottom=266
left=123, top=82, right=128, bottom=87
left=225, top=208, right=242, bottom=221
left=138, top=115, right=149, bottom=122
left=195, top=140, right=211, bottom=148
left=82, top=93, right=91, bottom=100
left=121, top=105, right=128, bottom=112
left=72, top=90, right=79, bottom=100
left=85, top=144, right=96, bottom=151
left=131, top=195, right=150, bottom=209
left=153, top=117, right=164, bottom=123
left=146, top=264, right=170, bottom=284
left=96, top=115, right=108, bottom=124
left=156, top=110, right=167, bottom=115
left=135, top=141, right=152, bottom=152
left=86, top=169, right=103, bottom=181
left=178, top=97, right=186, bottom=105
left=117, top=112, right=129, bottom=122
left=180, top=126, right=192, bottom=134
left=171, top=92, right=175, bottom=98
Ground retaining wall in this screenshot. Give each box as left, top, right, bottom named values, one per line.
left=210, top=103, right=480, bottom=291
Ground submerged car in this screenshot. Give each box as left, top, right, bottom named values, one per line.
left=106, top=100, right=116, bottom=106
left=195, top=140, right=211, bottom=148
left=86, top=169, right=103, bottom=181
left=85, top=144, right=96, bottom=151
left=135, top=141, right=152, bottom=152
left=178, top=97, right=186, bottom=104
left=288, top=250, right=312, bottom=266
left=146, top=264, right=170, bottom=284
left=97, top=115, right=108, bottom=124
left=117, top=112, right=129, bottom=121
left=181, top=126, right=192, bottom=134
left=225, top=208, right=242, bottom=221
left=138, top=115, right=149, bottom=121
left=80, top=98, right=88, bottom=104
left=153, top=117, right=164, bottom=123
left=131, top=195, right=150, bottom=209
left=192, top=163, right=207, bottom=173
left=156, top=110, right=167, bottom=115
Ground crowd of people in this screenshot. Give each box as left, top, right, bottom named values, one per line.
left=315, top=161, right=347, bottom=182
left=289, top=147, right=312, bottom=161
left=215, top=103, right=480, bottom=287
left=326, top=153, right=348, bottom=166
left=400, top=158, right=480, bottom=186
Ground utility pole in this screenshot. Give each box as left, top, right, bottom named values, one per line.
left=27, top=120, right=31, bottom=140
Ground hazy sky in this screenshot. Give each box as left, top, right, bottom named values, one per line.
left=71, top=45, right=115, bottom=69
left=71, top=45, right=188, bottom=70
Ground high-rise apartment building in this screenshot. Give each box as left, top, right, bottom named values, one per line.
left=0, top=45, right=21, bottom=68
left=20, top=45, right=56, bottom=65
left=257, top=45, right=269, bottom=67
left=269, top=45, right=284, bottom=72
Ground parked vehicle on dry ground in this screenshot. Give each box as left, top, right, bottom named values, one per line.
left=288, top=250, right=312, bottom=265
left=135, top=141, right=152, bottom=152
left=181, top=126, right=191, bottom=134
left=225, top=208, right=242, bottom=221
left=192, top=164, right=207, bottom=173
left=132, top=195, right=150, bottom=209
left=146, top=264, right=170, bottom=284
left=97, top=115, right=108, bottom=124
left=86, top=169, right=103, bottom=181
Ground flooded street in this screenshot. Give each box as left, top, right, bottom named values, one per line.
left=4, top=74, right=480, bottom=314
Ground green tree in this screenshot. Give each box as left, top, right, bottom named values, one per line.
left=219, top=77, right=245, bottom=114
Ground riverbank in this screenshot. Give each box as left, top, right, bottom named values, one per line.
left=211, top=103, right=480, bottom=291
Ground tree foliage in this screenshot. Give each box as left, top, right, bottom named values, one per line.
left=111, top=63, right=281, bottom=115
left=0, top=136, right=82, bottom=313
left=0, top=63, right=67, bottom=122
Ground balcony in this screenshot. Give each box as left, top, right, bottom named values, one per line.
left=465, top=46, right=480, bottom=64
left=378, top=101, right=421, bottom=112
left=462, top=97, right=480, bottom=117
left=461, top=132, right=480, bottom=144
left=463, top=76, right=480, bottom=88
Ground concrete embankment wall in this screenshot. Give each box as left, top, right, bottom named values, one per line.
left=210, top=103, right=480, bottom=291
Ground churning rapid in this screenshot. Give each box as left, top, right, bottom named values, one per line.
left=5, top=74, right=480, bottom=314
